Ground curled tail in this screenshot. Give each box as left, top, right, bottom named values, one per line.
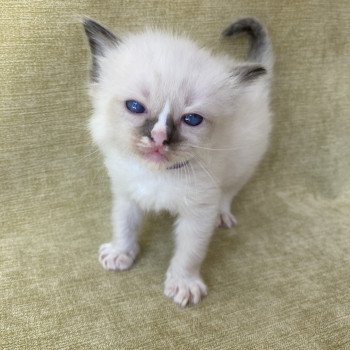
left=222, top=17, right=273, bottom=70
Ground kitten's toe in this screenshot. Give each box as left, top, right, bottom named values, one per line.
left=217, top=211, right=237, bottom=228
left=164, top=273, right=207, bottom=307
left=99, top=242, right=139, bottom=271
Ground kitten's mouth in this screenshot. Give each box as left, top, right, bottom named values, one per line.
left=141, top=146, right=169, bottom=163
left=140, top=147, right=189, bottom=170
left=167, top=160, right=190, bottom=170
left=144, top=150, right=168, bottom=163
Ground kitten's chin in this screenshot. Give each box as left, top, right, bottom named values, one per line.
left=144, top=152, right=168, bottom=163
left=139, top=151, right=170, bottom=171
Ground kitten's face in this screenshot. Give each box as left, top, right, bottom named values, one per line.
left=84, top=21, right=265, bottom=169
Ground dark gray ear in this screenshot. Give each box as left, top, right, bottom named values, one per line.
left=232, top=64, right=267, bottom=83
left=82, top=18, right=120, bottom=82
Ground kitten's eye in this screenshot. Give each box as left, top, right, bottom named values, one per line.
left=181, top=113, right=203, bottom=126
left=125, top=100, right=146, bottom=114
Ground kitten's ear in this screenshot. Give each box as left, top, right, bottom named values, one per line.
left=82, top=18, right=121, bottom=82
left=232, top=64, right=267, bottom=84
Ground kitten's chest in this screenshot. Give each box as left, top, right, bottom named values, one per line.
left=106, top=155, right=220, bottom=213
left=108, top=159, right=190, bottom=212
left=130, top=172, right=184, bottom=212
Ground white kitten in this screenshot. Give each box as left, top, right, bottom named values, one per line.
left=83, top=17, right=273, bottom=306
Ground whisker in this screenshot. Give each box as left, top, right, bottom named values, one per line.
left=187, top=144, right=241, bottom=151
left=187, top=160, right=199, bottom=202
left=76, top=148, right=100, bottom=164
left=194, top=157, right=219, bottom=189
left=183, top=161, right=190, bottom=207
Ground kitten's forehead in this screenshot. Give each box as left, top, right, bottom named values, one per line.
left=103, top=30, right=233, bottom=116
left=127, top=36, right=204, bottom=87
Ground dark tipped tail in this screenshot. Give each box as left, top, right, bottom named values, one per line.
left=222, top=17, right=273, bottom=69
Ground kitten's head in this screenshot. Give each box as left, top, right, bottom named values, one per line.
left=83, top=18, right=266, bottom=170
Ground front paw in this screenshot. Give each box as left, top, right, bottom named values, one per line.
left=164, top=272, right=208, bottom=307
left=98, top=242, right=139, bottom=271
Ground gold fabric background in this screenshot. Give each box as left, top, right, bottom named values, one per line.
left=1, top=1, right=349, bottom=349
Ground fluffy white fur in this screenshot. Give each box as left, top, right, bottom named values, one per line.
left=84, top=18, right=273, bottom=307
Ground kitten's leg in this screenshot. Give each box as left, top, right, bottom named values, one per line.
left=99, top=196, right=143, bottom=271
left=164, top=209, right=217, bottom=306
left=217, top=191, right=237, bottom=228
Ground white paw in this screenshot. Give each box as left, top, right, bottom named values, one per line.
left=217, top=211, right=237, bottom=228
left=164, top=273, right=208, bottom=307
left=98, top=242, right=139, bottom=271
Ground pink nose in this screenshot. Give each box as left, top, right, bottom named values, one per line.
left=151, top=129, right=168, bottom=146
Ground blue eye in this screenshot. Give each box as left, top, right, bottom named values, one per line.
left=182, top=113, right=203, bottom=126
left=125, top=100, right=146, bottom=114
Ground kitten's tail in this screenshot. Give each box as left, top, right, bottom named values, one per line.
left=222, top=17, right=273, bottom=70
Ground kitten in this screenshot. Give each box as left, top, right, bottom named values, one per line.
left=83, top=17, right=273, bottom=307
